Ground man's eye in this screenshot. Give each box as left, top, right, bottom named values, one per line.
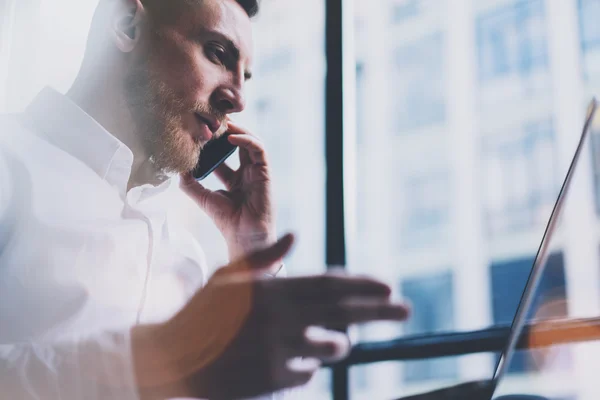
left=207, top=45, right=226, bottom=64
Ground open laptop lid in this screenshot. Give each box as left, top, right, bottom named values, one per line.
left=490, top=98, right=598, bottom=393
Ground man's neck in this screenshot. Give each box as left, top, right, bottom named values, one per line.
left=66, top=68, right=164, bottom=191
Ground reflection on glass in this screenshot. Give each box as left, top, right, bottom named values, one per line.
left=482, top=119, right=558, bottom=236
left=476, top=0, right=549, bottom=83
left=396, top=171, right=452, bottom=249
left=491, top=252, right=569, bottom=374
left=401, top=272, right=457, bottom=383
left=391, top=33, right=446, bottom=133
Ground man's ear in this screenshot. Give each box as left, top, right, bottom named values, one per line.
left=112, top=0, right=146, bottom=53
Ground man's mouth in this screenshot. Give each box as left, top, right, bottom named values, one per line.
left=195, top=113, right=221, bottom=134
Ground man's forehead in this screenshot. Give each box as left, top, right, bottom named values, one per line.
left=178, top=0, right=254, bottom=63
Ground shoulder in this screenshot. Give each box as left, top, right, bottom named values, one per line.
left=0, top=112, right=53, bottom=163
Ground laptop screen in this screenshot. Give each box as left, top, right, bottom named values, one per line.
left=491, top=98, right=598, bottom=387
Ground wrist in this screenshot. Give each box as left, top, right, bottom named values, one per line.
left=228, top=231, right=278, bottom=264
left=131, top=324, right=203, bottom=400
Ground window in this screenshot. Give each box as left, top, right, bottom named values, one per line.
left=390, top=0, right=443, bottom=24
left=397, top=171, right=452, bottom=249
left=391, top=0, right=420, bottom=23
left=255, top=48, right=294, bottom=76
left=351, top=326, right=372, bottom=392
left=580, top=0, right=600, bottom=213
left=355, top=63, right=366, bottom=145
left=482, top=119, right=558, bottom=236
left=490, top=252, right=569, bottom=374
left=477, top=0, right=549, bottom=82
left=391, top=32, right=446, bottom=133
left=401, top=272, right=458, bottom=382
left=578, top=0, right=600, bottom=84
left=4, top=1, right=600, bottom=400
left=578, top=0, right=600, bottom=53
left=590, top=126, right=600, bottom=214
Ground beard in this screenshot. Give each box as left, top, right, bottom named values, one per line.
left=123, top=62, right=222, bottom=174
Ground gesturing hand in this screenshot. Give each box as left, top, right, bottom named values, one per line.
left=134, top=234, right=411, bottom=400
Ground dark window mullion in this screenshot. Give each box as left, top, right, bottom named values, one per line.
left=325, top=0, right=346, bottom=270
left=325, top=0, right=347, bottom=398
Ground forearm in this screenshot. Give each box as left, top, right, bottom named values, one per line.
left=130, top=324, right=196, bottom=400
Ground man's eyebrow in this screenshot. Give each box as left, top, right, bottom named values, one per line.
left=200, top=28, right=253, bottom=81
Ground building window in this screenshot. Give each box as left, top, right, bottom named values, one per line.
left=578, top=0, right=600, bottom=53
left=400, top=272, right=457, bottom=383
left=477, top=0, right=549, bottom=83
left=356, top=63, right=366, bottom=145
left=482, top=119, right=558, bottom=236
left=352, top=325, right=371, bottom=391
left=490, top=252, right=569, bottom=374
left=587, top=123, right=600, bottom=215
left=391, top=32, right=446, bottom=133
left=396, top=170, right=452, bottom=249
left=254, top=97, right=290, bottom=176
left=391, top=0, right=420, bottom=23
left=255, top=48, right=293, bottom=76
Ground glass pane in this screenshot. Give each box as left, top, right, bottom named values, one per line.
left=400, top=273, right=458, bottom=382
left=351, top=0, right=600, bottom=399
left=579, top=0, right=600, bottom=214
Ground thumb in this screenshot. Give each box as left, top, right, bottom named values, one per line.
left=231, top=233, right=295, bottom=273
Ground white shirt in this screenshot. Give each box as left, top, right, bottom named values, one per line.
left=0, top=87, right=284, bottom=399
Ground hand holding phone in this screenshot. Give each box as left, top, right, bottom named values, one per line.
left=192, top=132, right=238, bottom=181
left=182, top=122, right=277, bottom=262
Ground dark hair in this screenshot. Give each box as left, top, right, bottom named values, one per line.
left=182, top=0, right=259, bottom=17
left=146, top=0, right=260, bottom=20
left=235, top=0, right=260, bottom=17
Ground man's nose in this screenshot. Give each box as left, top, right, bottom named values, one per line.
left=213, top=86, right=246, bottom=114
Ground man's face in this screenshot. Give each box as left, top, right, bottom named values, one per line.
left=124, top=0, right=254, bottom=174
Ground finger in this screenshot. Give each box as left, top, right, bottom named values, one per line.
left=231, top=233, right=295, bottom=273
left=227, top=134, right=268, bottom=165
left=239, top=144, right=252, bottom=167
left=294, top=301, right=410, bottom=327
left=302, top=328, right=351, bottom=362
left=278, top=275, right=393, bottom=303
left=226, top=121, right=261, bottom=139
left=213, top=162, right=236, bottom=187
left=179, top=172, right=223, bottom=215
left=279, top=368, right=316, bottom=392
left=224, top=122, right=261, bottom=167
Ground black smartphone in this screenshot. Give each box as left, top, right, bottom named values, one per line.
left=192, top=132, right=238, bottom=181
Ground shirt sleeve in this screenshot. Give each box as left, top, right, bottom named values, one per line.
left=0, top=332, right=140, bottom=400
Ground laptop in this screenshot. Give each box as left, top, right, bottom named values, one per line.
left=397, top=98, right=598, bottom=400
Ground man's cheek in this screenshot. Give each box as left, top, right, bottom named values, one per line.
left=168, top=66, right=208, bottom=100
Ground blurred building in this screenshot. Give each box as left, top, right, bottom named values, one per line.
left=348, top=0, right=600, bottom=399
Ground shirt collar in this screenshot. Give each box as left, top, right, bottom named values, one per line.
left=22, top=87, right=177, bottom=197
